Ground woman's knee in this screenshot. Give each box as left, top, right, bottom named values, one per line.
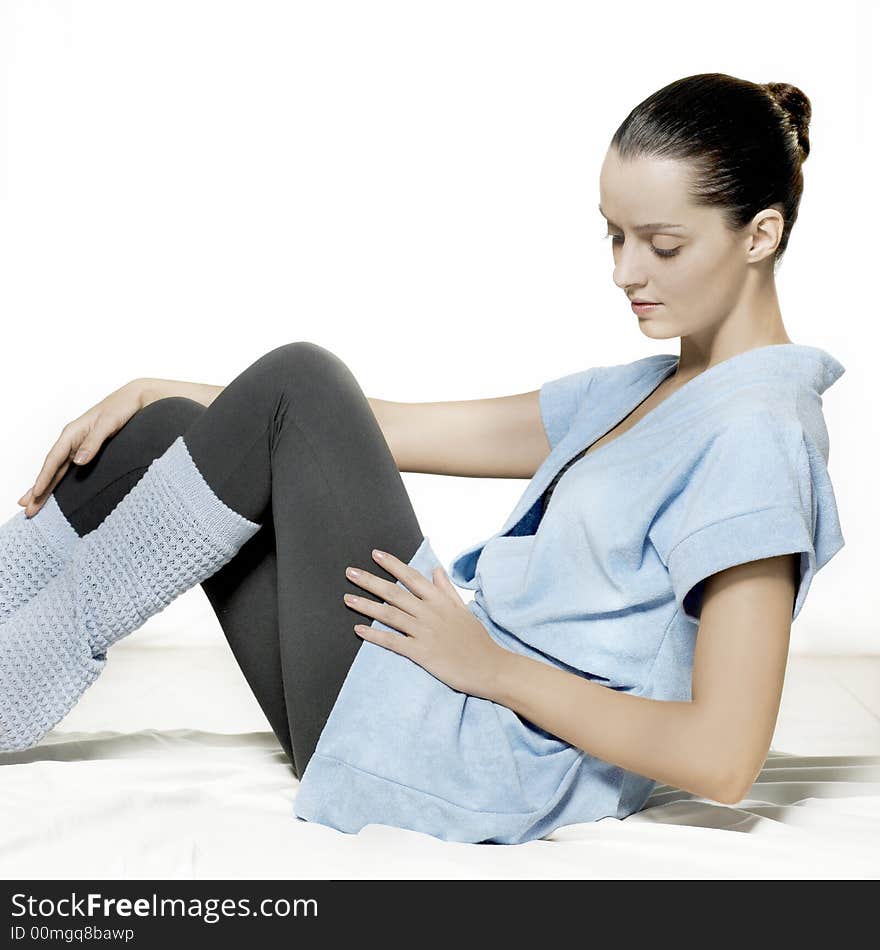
left=251, top=341, right=366, bottom=411
left=254, top=341, right=357, bottom=388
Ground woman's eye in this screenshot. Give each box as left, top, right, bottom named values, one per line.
left=604, top=233, right=680, bottom=258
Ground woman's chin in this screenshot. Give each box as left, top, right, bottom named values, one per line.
left=636, top=322, right=676, bottom=340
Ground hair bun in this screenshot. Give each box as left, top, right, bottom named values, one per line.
left=764, top=82, right=811, bottom=161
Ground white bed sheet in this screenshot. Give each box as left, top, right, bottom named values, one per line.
left=2, top=619, right=879, bottom=880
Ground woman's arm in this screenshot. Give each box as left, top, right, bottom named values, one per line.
left=138, top=377, right=226, bottom=410
left=367, top=394, right=550, bottom=477
left=139, top=379, right=553, bottom=479
left=486, top=553, right=799, bottom=804
left=489, top=652, right=726, bottom=802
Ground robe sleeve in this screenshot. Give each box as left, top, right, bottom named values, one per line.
left=538, top=367, right=602, bottom=450
left=656, top=412, right=845, bottom=625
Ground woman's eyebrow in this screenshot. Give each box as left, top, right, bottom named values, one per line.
left=598, top=205, right=686, bottom=231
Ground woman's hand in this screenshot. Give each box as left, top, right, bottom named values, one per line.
left=18, top=379, right=148, bottom=518
left=343, top=549, right=507, bottom=699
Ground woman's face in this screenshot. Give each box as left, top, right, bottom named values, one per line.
left=598, top=147, right=762, bottom=341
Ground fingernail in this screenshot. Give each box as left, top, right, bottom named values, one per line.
left=372, top=549, right=387, bottom=559
left=346, top=567, right=361, bottom=578
left=74, top=451, right=88, bottom=463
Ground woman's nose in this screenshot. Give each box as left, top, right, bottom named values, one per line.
left=612, top=248, right=650, bottom=291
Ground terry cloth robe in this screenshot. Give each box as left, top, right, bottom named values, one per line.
left=292, top=342, right=847, bottom=844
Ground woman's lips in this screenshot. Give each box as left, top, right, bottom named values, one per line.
left=631, top=302, right=662, bottom=315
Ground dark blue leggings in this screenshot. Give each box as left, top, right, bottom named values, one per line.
left=52, top=342, right=425, bottom=779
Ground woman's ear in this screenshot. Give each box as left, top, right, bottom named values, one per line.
left=747, top=206, right=784, bottom=263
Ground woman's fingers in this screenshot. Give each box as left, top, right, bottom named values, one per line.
left=19, top=419, right=89, bottom=512
left=27, top=430, right=77, bottom=503
left=24, top=459, right=72, bottom=517
left=345, top=566, right=422, bottom=614
left=18, top=383, right=144, bottom=512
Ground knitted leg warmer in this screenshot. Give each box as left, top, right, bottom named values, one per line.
left=0, top=496, right=80, bottom=623
left=0, top=435, right=261, bottom=752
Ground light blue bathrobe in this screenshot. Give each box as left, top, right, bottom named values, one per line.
left=293, top=343, right=846, bottom=843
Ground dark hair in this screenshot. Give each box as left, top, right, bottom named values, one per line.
left=609, top=73, right=812, bottom=267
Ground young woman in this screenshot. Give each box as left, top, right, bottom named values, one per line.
left=1, top=72, right=845, bottom=845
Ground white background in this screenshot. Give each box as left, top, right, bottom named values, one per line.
left=1, top=0, right=876, bottom=652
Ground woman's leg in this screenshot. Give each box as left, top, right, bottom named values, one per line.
left=180, top=341, right=425, bottom=779
left=51, top=396, right=297, bottom=765
left=48, top=342, right=423, bottom=777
